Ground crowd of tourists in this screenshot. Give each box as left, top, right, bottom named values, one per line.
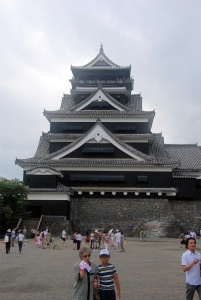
left=72, top=229, right=126, bottom=253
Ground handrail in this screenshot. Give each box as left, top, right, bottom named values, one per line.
left=16, top=218, right=22, bottom=229
left=36, top=214, right=44, bottom=231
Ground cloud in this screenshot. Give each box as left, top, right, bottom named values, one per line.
left=1, top=0, right=201, bottom=179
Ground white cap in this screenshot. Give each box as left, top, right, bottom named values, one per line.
left=100, top=249, right=110, bottom=257
left=116, top=229, right=119, bottom=232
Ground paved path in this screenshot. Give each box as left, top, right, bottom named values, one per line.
left=1, top=237, right=201, bottom=300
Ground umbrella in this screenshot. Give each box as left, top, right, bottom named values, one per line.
left=108, top=229, right=113, bottom=235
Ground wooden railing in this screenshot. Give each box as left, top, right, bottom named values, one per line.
left=37, top=214, right=44, bottom=231
left=16, top=218, right=22, bottom=229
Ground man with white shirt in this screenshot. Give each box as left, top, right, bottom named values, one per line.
left=181, top=237, right=201, bottom=299
left=114, top=230, right=121, bottom=252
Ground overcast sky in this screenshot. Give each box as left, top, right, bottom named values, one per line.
left=1, top=0, right=201, bottom=181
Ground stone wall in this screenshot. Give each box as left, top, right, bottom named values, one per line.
left=40, top=216, right=72, bottom=237
left=71, top=198, right=201, bottom=238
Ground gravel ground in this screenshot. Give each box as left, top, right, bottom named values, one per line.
left=1, top=236, right=201, bottom=300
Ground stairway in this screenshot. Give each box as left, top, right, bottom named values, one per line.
left=20, top=218, right=39, bottom=239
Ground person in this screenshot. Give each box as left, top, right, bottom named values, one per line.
left=61, top=228, right=67, bottom=246
left=90, top=230, right=94, bottom=250
left=97, top=249, right=121, bottom=300
left=181, top=237, right=201, bottom=299
left=103, top=232, right=110, bottom=250
left=5, top=229, right=12, bottom=254
left=85, top=231, right=90, bottom=247
left=179, top=232, right=186, bottom=248
left=93, top=230, right=99, bottom=251
left=110, top=230, right=115, bottom=247
left=73, top=231, right=77, bottom=250
left=73, top=246, right=97, bottom=300
left=18, top=230, right=25, bottom=254
left=11, top=228, right=16, bottom=247
left=23, top=226, right=27, bottom=240
left=114, top=230, right=121, bottom=252
left=76, top=231, right=82, bottom=250
left=140, top=229, right=145, bottom=242
left=98, top=230, right=102, bottom=250
left=46, top=230, right=51, bottom=248
left=120, top=230, right=125, bottom=252
left=35, top=234, right=41, bottom=247
left=40, top=229, right=46, bottom=249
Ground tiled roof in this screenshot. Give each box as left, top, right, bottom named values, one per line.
left=70, top=87, right=129, bottom=112
left=34, top=136, right=49, bottom=157
left=71, top=186, right=177, bottom=194
left=16, top=158, right=179, bottom=168
left=165, top=144, right=201, bottom=170
left=60, top=94, right=75, bottom=110
left=42, top=132, right=154, bottom=142
left=128, top=95, right=142, bottom=111
left=45, top=120, right=154, bottom=161
left=29, top=182, right=73, bottom=194
left=70, top=87, right=131, bottom=98
left=172, top=170, right=200, bottom=178
left=150, top=134, right=169, bottom=160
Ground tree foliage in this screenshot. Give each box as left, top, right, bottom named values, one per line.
left=0, top=178, right=30, bottom=228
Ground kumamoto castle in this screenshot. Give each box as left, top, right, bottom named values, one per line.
left=16, top=46, right=201, bottom=237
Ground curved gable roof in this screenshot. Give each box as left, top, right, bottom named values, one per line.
left=47, top=120, right=153, bottom=162
left=70, top=87, right=129, bottom=112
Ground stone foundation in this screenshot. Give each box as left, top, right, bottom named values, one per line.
left=71, top=198, right=201, bottom=238
left=40, top=216, right=72, bottom=237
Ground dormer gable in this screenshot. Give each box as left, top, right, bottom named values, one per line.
left=47, top=120, right=153, bottom=161
left=70, top=87, right=129, bottom=112
left=83, top=44, right=120, bottom=68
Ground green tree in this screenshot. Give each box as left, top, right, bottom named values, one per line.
left=0, top=178, right=30, bottom=229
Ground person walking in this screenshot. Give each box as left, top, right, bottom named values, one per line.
left=181, top=237, right=201, bottom=299
left=18, top=230, right=25, bottom=254
left=76, top=231, right=82, bottom=250
left=73, top=231, right=77, bottom=250
left=114, top=230, right=121, bottom=252
left=4, top=229, right=12, bottom=254
left=140, top=229, right=145, bottom=242
left=120, top=230, right=125, bottom=252
left=90, top=230, right=94, bottom=250
left=11, top=228, right=16, bottom=247
left=61, top=228, right=67, bottom=246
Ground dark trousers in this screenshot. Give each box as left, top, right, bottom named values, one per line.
left=99, top=289, right=116, bottom=300
left=186, top=283, right=201, bottom=300
left=77, top=241, right=81, bottom=250
left=5, top=242, right=10, bottom=254
left=90, top=240, right=94, bottom=249
left=18, top=241, right=23, bottom=253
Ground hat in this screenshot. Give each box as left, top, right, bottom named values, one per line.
left=116, top=229, right=119, bottom=232
left=100, top=249, right=110, bottom=257
left=95, top=230, right=98, bottom=232
left=7, top=229, right=11, bottom=232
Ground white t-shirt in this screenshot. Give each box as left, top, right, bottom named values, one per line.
left=18, top=233, right=24, bottom=242
left=76, top=234, right=82, bottom=241
left=62, top=230, right=66, bottom=238
left=182, top=250, right=201, bottom=285
left=115, top=232, right=121, bottom=242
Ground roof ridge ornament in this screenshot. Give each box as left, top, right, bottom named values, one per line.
left=100, top=43, right=104, bottom=53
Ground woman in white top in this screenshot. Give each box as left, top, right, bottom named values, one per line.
left=18, top=230, right=24, bottom=254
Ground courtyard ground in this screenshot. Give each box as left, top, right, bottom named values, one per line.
left=1, top=236, right=201, bottom=300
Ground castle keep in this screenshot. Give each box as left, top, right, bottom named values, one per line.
left=16, top=46, right=201, bottom=237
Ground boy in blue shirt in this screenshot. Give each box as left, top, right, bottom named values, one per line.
left=97, top=249, right=121, bottom=300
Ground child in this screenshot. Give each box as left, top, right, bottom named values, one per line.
left=35, top=234, right=41, bottom=247
left=97, top=249, right=121, bottom=300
